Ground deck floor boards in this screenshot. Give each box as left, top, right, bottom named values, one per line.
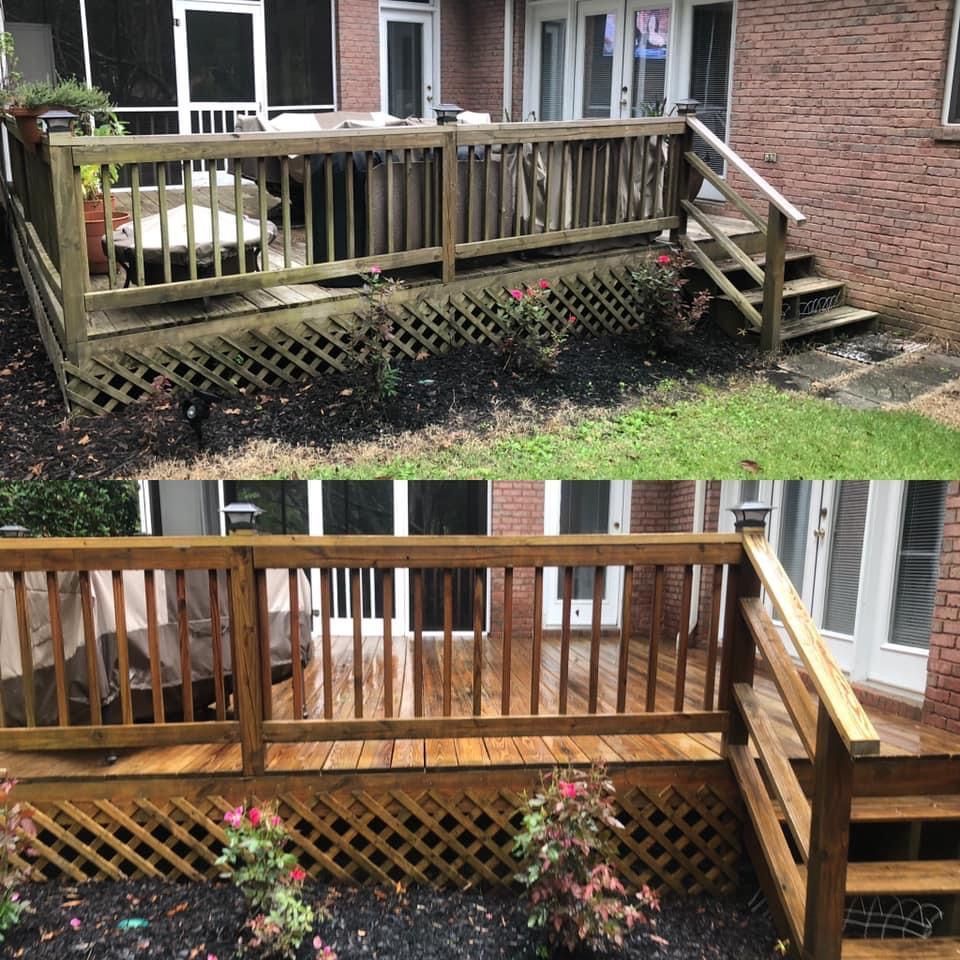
left=3, top=631, right=958, bottom=783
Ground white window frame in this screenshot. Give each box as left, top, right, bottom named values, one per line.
left=523, top=0, right=574, bottom=121
left=379, top=0, right=440, bottom=119
left=943, top=0, right=960, bottom=125
left=573, top=0, right=627, bottom=120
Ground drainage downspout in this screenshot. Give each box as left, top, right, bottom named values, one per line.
left=502, top=0, right=514, bottom=120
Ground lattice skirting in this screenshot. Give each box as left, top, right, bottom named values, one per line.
left=65, top=253, right=650, bottom=415
left=12, top=771, right=743, bottom=895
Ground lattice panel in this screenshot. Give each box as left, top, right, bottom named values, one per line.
left=14, top=782, right=741, bottom=895
left=65, top=262, right=646, bottom=415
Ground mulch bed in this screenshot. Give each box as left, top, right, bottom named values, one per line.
left=2, top=879, right=779, bottom=959
left=0, top=228, right=760, bottom=479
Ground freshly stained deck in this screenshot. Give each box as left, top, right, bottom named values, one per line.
left=4, top=632, right=957, bottom=783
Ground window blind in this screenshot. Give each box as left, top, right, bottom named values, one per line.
left=539, top=20, right=566, bottom=122
left=890, top=481, right=947, bottom=649
left=822, top=481, right=870, bottom=636
left=777, top=481, right=812, bottom=593
left=688, top=2, right=733, bottom=174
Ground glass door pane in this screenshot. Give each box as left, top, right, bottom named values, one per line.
left=580, top=11, right=619, bottom=118
left=628, top=6, right=671, bottom=116
left=539, top=20, right=567, bottom=121
left=688, top=1, right=733, bottom=174
left=387, top=20, right=424, bottom=117
left=777, top=481, right=813, bottom=595
left=821, top=481, right=870, bottom=636
left=558, top=480, right=610, bottom=600
left=185, top=9, right=255, bottom=101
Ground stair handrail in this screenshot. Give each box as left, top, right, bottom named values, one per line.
left=685, top=116, right=806, bottom=225
left=741, top=532, right=879, bottom=756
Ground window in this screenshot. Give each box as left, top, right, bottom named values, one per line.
left=265, top=0, right=335, bottom=109
left=223, top=481, right=309, bottom=535
left=539, top=19, right=566, bottom=121
left=4, top=0, right=84, bottom=82
left=947, top=0, right=960, bottom=123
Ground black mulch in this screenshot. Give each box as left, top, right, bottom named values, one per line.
left=0, top=228, right=761, bottom=479
left=2, top=879, right=780, bottom=959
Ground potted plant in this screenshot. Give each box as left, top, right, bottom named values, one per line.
left=4, top=75, right=114, bottom=147
left=79, top=115, right=131, bottom=275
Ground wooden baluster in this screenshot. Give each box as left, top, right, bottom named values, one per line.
left=366, top=151, right=375, bottom=256
left=144, top=569, right=165, bottom=723
left=382, top=570, right=394, bottom=718
left=156, top=162, right=172, bottom=283
left=208, top=570, right=226, bottom=722
left=255, top=567, right=272, bottom=722
left=208, top=160, right=221, bottom=278
left=542, top=142, right=552, bottom=232
left=613, top=138, right=626, bottom=223
left=404, top=148, right=413, bottom=251
left=645, top=565, right=664, bottom=712
left=761, top=204, right=788, bottom=354
left=130, top=163, right=145, bottom=286
left=442, top=569, right=453, bottom=717
left=346, top=154, right=356, bottom=258
left=617, top=564, right=634, bottom=713
left=288, top=570, right=303, bottom=720
left=718, top=544, right=757, bottom=756
left=441, top=129, right=457, bottom=283
left=531, top=566, right=543, bottom=714
left=703, top=564, right=724, bottom=710
left=413, top=568, right=424, bottom=716
left=472, top=567, right=484, bottom=717
left=324, top=153, right=336, bottom=263
left=513, top=142, right=524, bottom=236
left=112, top=571, right=133, bottom=725
left=79, top=571, right=101, bottom=725
left=232, top=160, right=246, bottom=277
left=482, top=143, right=491, bottom=240
left=559, top=565, right=573, bottom=714
left=529, top=142, right=539, bottom=235
left=45, top=571, right=69, bottom=726
left=600, top=141, right=611, bottom=226
left=670, top=120, right=695, bottom=241
left=638, top=135, right=649, bottom=221
left=385, top=149, right=395, bottom=255
left=498, top=142, right=508, bottom=238
left=588, top=143, right=598, bottom=226
left=574, top=142, right=584, bottom=228
left=803, top=701, right=854, bottom=960
left=559, top=143, right=571, bottom=231
left=176, top=569, right=193, bottom=722
left=626, top=137, right=637, bottom=220
left=653, top=134, right=665, bottom=218
left=673, top=566, right=694, bottom=712
left=588, top=565, right=605, bottom=714
left=280, top=156, right=292, bottom=268
left=350, top=568, right=363, bottom=718
left=501, top=567, right=513, bottom=716
left=103, top=164, right=117, bottom=288
left=183, top=162, right=198, bottom=280
left=424, top=147, right=434, bottom=246
left=257, top=158, right=269, bottom=272
left=466, top=143, right=475, bottom=242
left=303, top=157, right=314, bottom=266
left=228, top=547, right=264, bottom=776
left=320, top=567, right=333, bottom=720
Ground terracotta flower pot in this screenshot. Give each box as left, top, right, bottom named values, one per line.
left=84, top=196, right=131, bottom=275
left=7, top=106, right=45, bottom=148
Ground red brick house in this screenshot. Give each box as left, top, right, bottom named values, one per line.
left=143, top=479, right=960, bottom=735
left=8, top=1, right=958, bottom=340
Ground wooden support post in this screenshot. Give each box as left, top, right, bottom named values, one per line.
left=47, top=138, right=88, bottom=365
left=760, top=203, right=788, bottom=354
left=719, top=530, right=761, bottom=754
left=803, top=700, right=854, bottom=960
left=441, top=128, right=458, bottom=283
left=228, top=546, right=264, bottom=776
left=669, top=111, right=697, bottom=244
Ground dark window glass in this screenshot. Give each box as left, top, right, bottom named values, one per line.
left=85, top=0, right=177, bottom=107
left=689, top=1, right=733, bottom=174
left=559, top=481, right=609, bottom=600
left=4, top=0, right=84, bottom=82
left=185, top=9, right=255, bottom=102
left=265, top=0, right=334, bottom=107
left=223, top=481, right=309, bottom=535
left=950, top=20, right=960, bottom=123
left=386, top=20, right=423, bottom=118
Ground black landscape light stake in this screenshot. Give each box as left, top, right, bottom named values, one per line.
left=180, top=392, right=214, bottom=449
left=0, top=524, right=30, bottom=538
left=222, top=501, right=264, bottom=534
left=729, top=501, right=773, bottom=533
left=38, top=108, right=78, bottom=134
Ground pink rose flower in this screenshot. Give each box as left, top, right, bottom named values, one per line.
left=248, top=807, right=262, bottom=827
left=289, top=866, right=307, bottom=883
left=567, top=315, right=577, bottom=325
left=369, top=265, right=382, bottom=275
left=558, top=781, right=578, bottom=800
left=223, top=806, right=244, bottom=828
left=657, top=254, right=672, bottom=265
left=70, top=917, right=82, bottom=930
left=271, top=815, right=282, bottom=827
left=509, top=289, right=524, bottom=301
left=538, top=279, right=550, bottom=290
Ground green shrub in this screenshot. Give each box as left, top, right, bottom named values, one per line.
left=0, top=481, right=140, bottom=537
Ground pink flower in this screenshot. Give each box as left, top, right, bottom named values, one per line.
left=271, top=815, right=282, bottom=827
left=558, top=781, right=578, bottom=800
left=509, top=289, right=524, bottom=301
left=289, top=866, right=307, bottom=883
left=208, top=955, right=219, bottom=960
left=567, top=315, right=577, bottom=325
left=657, top=254, right=672, bottom=266
left=70, top=917, right=82, bottom=930
left=313, top=937, right=324, bottom=950
left=248, top=807, right=262, bottom=827
left=223, top=806, right=244, bottom=828
left=369, top=265, right=382, bottom=275
left=538, top=279, right=550, bottom=290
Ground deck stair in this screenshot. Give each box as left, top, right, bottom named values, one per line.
left=730, top=576, right=960, bottom=960
left=675, top=116, right=877, bottom=350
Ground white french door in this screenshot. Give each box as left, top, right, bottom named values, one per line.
left=173, top=0, right=266, bottom=136
left=380, top=8, right=435, bottom=119
left=543, top=481, right=630, bottom=628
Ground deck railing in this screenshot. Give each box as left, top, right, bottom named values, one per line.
left=5, top=109, right=809, bottom=367
left=0, top=531, right=878, bottom=955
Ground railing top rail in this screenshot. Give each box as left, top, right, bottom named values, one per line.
left=686, top=116, right=806, bottom=225
left=56, top=116, right=684, bottom=165
left=0, top=538, right=242, bottom=572
left=742, top=532, right=880, bottom=757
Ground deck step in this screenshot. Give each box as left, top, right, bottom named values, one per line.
left=727, top=276, right=846, bottom=306
left=843, top=938, right=960, bottom=958
left=844, top=860, right=960, bottom=896
left=712, top=249, right=814, bottom=274
left=776, top=795, right=960, bottom=824
left=781, top=306, right=878, bottom=340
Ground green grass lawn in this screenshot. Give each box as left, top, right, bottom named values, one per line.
left=303, top=383, right=960, bottom=479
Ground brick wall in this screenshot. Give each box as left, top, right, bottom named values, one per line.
left=728, top=0, right=960, bottom=342
left=441, top=0, right=507, bottom=118
left=922, top=481, right=960, bottom=731
left=337, top=0, right=381, bottom=110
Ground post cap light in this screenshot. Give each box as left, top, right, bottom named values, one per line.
left=221, top=502, right=264, bottom=533
left=38, top=108, right=78, bottom=134
left=433, top=103, right=463, bottom=126
left=730, top=501, right=773, bottom=532
left=0, top=524, right=30, bottom=538
left=675, top=98, right=700, bottom=116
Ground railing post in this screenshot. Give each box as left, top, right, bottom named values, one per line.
left=719, top=527, right=761, bottom=753
left=760, top=202, right=788, bottom=354
left=669, top=101, right=698, bottom=244
left=47, top=135, right=89, bottom=365
left=803, top=701, right=853, bottom=960
left=441, top=127, right=458, bottom=283
left=228, top=544, right=265, bottom=776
